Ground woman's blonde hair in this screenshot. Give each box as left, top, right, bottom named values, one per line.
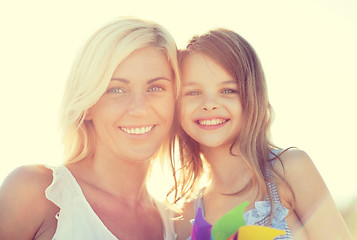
left=171, top=29, right=293, bottom=213
left=60, top=17, right=179, bottom=164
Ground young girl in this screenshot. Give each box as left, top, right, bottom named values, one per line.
left=173, top=29, right=352, bottom=239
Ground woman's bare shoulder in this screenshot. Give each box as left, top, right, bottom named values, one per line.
left=0, top=164, right=53, bottom=194
left=0, top=165, right=56, bottom=238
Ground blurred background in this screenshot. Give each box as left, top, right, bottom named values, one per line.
left=0, top=0, right=356, bottom=236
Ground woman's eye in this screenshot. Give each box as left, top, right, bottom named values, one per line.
left=106, top=88, right=125, bottom=94
left=148, top=86, right=163, bottom=92
left=221, top=88, right=237, bottom=94
left=184, top=90, right=200, bottom=96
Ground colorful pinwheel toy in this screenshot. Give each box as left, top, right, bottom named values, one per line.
left=190, top=201, right=286, bottom=240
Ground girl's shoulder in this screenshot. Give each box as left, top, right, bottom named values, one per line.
left=272, top=148, right=326, bottom=207
left=273, top=148, right=316, bottom=179
left=272, top=150, right=353, bottom=239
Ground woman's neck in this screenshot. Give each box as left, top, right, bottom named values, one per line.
left=69, top=150, right=153, bottom=207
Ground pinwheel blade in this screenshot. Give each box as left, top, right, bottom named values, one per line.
left=211, top=201, right=249, bottom=240
left=191, top=207, right=212, bottom=240
left=238, top=225, right=286, bottom=240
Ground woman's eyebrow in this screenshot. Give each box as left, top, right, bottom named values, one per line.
left=110, top=77, right=171, bottom=84
left=111, top=78, right=129, bottom=83
left=147, top=77, right=171, bottom=84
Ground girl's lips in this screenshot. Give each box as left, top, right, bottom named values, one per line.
left=194, top=118, right=229, bottom=130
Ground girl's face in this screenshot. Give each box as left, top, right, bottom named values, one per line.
left=180, top=53, right=243, bottom=150
left=86, top=46, right=175, bottom=163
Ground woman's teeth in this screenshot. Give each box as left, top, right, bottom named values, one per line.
left=120, top=126, right=153, bottom=135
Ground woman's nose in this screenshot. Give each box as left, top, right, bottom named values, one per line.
left=127, top=94, right=149, bottom=116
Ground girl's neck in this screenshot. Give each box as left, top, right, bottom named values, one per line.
left=200, top=143, right=251, bottom=195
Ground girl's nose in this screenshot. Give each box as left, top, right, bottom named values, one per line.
left=202, top=105, right=218, bottom=111
left=201, top=95, right=219, bottom=111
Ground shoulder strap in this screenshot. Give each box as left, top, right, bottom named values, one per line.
left=192, top=189, right=205, bottom=218
left=266, top=149, right=282, bottom=204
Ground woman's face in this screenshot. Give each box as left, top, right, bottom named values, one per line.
left=87, top=46, right=175, bottom=163
left=179, top=53, right=243, bottom=150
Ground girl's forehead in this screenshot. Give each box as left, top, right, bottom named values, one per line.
left=181, top=53, right=233, bottom=82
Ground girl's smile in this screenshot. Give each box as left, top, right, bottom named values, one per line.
left=180, top=52, right=243, bottom=149
left=194, top=117, right=230, bottom=130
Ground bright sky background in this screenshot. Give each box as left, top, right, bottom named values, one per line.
left=0, top=0, right=356, bottom=207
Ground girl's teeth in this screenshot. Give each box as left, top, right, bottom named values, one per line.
left=121, top=126, right=153, bottom=135
left=199, top=119, right=226, bottom=125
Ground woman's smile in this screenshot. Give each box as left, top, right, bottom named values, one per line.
left=87, top=46, right=175, bottom=162
left=119, top=125, right=156, bottom=136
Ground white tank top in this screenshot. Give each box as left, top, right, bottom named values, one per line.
left=45, top=165, right=177, bottom=240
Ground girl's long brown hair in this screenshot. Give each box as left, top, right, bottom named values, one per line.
left=168, top=28, right=294, bottom=217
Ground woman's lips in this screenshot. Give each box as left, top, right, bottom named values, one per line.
left=119, top=125, right=156, bottom=136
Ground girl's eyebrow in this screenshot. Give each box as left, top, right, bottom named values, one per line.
left=110, top=77, right=171, bottom=84
left=220, top=80, right=237, bottom=85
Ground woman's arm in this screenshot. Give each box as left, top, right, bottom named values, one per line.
left=279, top=149, right=353, bottom=240
left=0, top=165, right=56, bottom=240
left=174, top=201, right=195, bottom=240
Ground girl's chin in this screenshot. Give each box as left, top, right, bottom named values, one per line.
left=198, top=141, right=231, bottom=150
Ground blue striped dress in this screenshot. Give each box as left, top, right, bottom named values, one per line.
left=188, top=160, right=293, bottom=239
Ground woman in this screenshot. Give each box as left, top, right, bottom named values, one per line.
left=0, top=17, right=179, bottom=240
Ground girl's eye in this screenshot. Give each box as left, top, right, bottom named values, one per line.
left=106, top=87, right=125, bottom=94
left=221, top=88, right=237, bottom=94
left=185, top=90, right=200, bottom=96
left=148, top=86, right=163, bottom=92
